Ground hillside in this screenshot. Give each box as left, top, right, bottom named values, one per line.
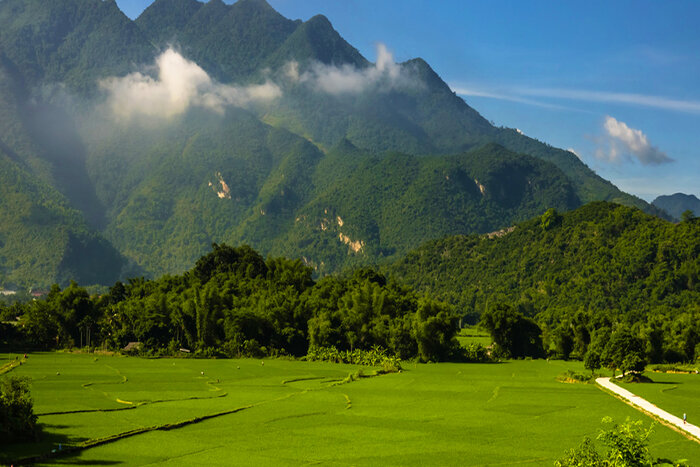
left=82, top=109, right=579, bottom=276
left=653, top=193, right=700, bottom=221
left=0, top=0, right=668, bottom=286
left=388, top=202, right=700, bottom=324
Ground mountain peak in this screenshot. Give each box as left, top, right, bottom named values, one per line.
left=268, top=12, right=367, bottom=68
left=231, top=0, right=279, bottom=15
left=652, top=193, right=700, bottom=221
left=136, top=0, right=203, bottom=43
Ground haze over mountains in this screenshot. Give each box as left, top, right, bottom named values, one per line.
left=0, top=0, right=667, bottom=288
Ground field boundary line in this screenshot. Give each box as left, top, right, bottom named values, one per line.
left=37, top=391, right=228, bottom=416
left=595, top=377, right=700, bottom=444
left=11, top=367, right=394, bottom=464
left=10, top=404, right=257, bottom=465
left=0, top=356, right=26, bottom=374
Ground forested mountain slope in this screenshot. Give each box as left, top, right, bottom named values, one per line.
left=388, top=202, right=699, bottom=324
left=0, top=0, right=667, bottom=287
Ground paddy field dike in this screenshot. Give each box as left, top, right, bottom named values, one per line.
left=2, top=353, right=699, bottom=465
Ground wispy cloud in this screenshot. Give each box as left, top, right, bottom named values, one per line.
left=287, top=43, right=419, bottom=95
left=100, top=49, right=281, bottom=121
left=450, top=85, right=576, bottom=111
left=450, top=83, right=700, bottom=114
left=517, top=88, right=700, bottom=114
left=595, top=116, right=673, bottom=165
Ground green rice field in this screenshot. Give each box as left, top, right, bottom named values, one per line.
left=456, top=326, right=492, bottom=349
left=2, top=352, right=699, bottom=465
left=614, top=371, right=700, bottom=424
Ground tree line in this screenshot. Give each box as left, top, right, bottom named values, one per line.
left=1, top=244, right=460, bottom=362
left=389, top=202, right=700, bottom=366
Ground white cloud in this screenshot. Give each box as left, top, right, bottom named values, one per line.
left=450, top=83, right=700, bottom=115
left=100, top=49, right=281, bottom=121
left=567, top=148, right=582, bottom=160
left=517, top=88, right=700, bottom=114
left=291, top=43, right=417, bottom=95
left=450, top=85, right=577, bottom=111
left=595, top=116, right=673, bottom=165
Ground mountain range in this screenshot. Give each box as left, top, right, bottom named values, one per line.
left=652, top=193, right=700, bottom=221
left=0, top=0, right=667, bottom=288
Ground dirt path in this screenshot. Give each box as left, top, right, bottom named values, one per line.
left=596, top=377, right=700, bottom=441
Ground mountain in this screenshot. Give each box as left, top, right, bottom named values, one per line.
left=0, top=0, right=669, bottom=287
left=0, top=0, right=153, bottom=93
left=652, top=193, right=700, bottom=221
left=387, top=202, right=700, bottom=323
left=0, top=147, right=125, bottom=289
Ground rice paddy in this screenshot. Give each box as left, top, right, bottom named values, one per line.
left=2, top=352, right=699, bottom=465
left=614, top=370, right=700, bottom=424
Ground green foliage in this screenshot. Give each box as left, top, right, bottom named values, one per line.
left=480, top=303, right=543, bottom=358
left=306, top=345, right=402, bottom=371
left=601, top=328, right=646, bottom=376
left=541, top=207, right=561, bottom=231
left=681, top=210, right=695, bottom=223
left=556, top=418, right=657, bottom=466
left=0, top=375, right=38, bottom=443
left=461, top=342, right=491, bottom=363
left=584, top=349, right=602, bottom=375
left=557, top=370, right=595, bottom=384
left=9, top=244, right=459, bottom=362
left=389, top=202, right=700, bottom=363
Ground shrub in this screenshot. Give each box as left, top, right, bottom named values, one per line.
left=462, top=343, right=490, bottom=363
left=0, top=376, right=38, bottom=443
left=306, top=345, right=401, bottom=371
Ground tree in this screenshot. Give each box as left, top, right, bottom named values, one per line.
left=551, top=323, right=575, bottom=359
left=193, top=244, right=267, bottom=284
left=540, top=207, right=561, bottom=231
left=584, top=349, right=601, bottom=375
left=0, top=376, right=38, bottom=443
left=413, top=299, right=459, bottom=362
left=556, top=418, right=656, bottom=467
left=681, top=209, right=694, bottom=223
left=480, top=303, right=543, bottom=358
left=601, top=328, right=646, bottom=376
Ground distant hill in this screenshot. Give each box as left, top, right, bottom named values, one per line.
left=652, top=193, right=700, bottom=221
left=387, top=202, right=700, bottom=323
left=0, top=0, right=669, bottom=286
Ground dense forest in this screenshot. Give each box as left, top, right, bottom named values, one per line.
left=0, top=244, right=460, bottom=362
left=1, top=202, right=698, bottom=369
left=388, top=202, right=700, bottom=362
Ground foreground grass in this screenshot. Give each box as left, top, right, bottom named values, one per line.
left=2, top=353, right=699, bottom=465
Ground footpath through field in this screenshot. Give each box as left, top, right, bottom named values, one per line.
left=596, top=377, right=700, bottom=441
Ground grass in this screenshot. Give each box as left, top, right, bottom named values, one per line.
left=613, top=370, right=700, bottom=425
left=2, top=353, right=699, bottom=465
left=456, top=326, right=492, bottom=348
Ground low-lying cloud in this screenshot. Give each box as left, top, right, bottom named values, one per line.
left=595, top=116, right=673, bottom=165
left=100, top=44, right=420, bottom=121
left=288, top=43, right=417, bottom=95
left=100, top=49, right=281, bottom=120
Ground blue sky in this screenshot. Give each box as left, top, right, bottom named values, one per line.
left=116, top=0, right=700, bottom=201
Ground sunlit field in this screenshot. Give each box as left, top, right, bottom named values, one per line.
left=614, top=370, right=700, bottom=424
left=3, top=353, right=699, bottom=465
